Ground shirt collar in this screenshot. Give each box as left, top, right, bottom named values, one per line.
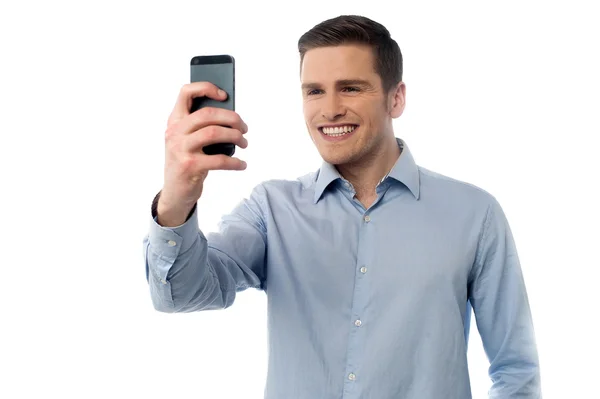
left=313, top=137, right=420, bottom=204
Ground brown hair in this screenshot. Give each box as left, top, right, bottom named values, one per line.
left=298, top=15, right=403, bottom=93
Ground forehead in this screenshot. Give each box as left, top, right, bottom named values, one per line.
left=300, top=44, right=378, bottom=83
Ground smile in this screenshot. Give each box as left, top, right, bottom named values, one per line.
left=318, top=125, right=358, bottom=137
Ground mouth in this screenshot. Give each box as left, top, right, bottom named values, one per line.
left=318, top=124, right=359, bottom=138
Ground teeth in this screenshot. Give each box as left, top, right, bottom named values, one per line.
left=322, top=125, right=356, bottom=136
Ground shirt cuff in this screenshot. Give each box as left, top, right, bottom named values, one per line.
left=148, top=191, right=201, bottom=257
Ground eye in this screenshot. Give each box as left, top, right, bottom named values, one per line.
left=342, top=86, right=360, bottom=93
left=307, top=89, right=323, bottom=96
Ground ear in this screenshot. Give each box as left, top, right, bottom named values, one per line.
left=387, top=81, right=406, bottom=118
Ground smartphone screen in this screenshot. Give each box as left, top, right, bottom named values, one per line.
left=190, top=55, right=235, bottom=156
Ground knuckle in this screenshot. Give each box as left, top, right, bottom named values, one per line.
left=215, top=157, right=229, bottom=169
left=180, top=154, right=196, bottom=171
left=164, top=125, right=178, bottom=142
left=166, top=137, right=181, bottom=154
left=180, top=83, right=190, bottom=95
left=201, top=106, right=216, bottom=118
left=203, top=125, right=219, bottom=140
left=165, top=130, right=186, bottom=153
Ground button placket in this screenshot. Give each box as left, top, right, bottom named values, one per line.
left=345, top=204, right=374, bottom=392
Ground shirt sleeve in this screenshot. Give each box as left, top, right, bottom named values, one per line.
left=468, top=198, right=542, bottom=398
left=142, top=184, right=268, bottom=313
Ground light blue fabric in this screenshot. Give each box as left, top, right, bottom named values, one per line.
left=143, top=137, right=541, bottom=398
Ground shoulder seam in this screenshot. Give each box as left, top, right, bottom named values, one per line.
left=419, top=167, right=494, bottom=197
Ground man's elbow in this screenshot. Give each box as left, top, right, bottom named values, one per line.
left=149, top=288, right=231, bottom=314
left=150, top=295, right=178, bottom=313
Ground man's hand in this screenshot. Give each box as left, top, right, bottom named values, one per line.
left=158, top=82, right=249, bottom=226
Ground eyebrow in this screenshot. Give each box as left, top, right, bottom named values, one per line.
left=301, top=79, right=373, bottom=90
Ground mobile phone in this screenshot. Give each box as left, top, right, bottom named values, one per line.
left=190, top=55, right=236, bottom=156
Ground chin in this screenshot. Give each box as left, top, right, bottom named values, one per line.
left=309, top=131, right=360, bottom=165
left=315, top=146, right=356, bottom=166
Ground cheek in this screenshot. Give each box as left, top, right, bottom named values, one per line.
left=302, top=101, right=319, bottom=120
left=368, top=103, right=387, bottom=123
left=351, top=99, right=378, bottom=118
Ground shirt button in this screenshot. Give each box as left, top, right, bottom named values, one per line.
left=160, top=279, right=167, bottom=285
left=360, top=266, right=368, bottom=274
left=363, top=215, right=371, bottom=222
left=348, top=373, right=356, bottom=381
left=167, top=240, right=176, bottom=246
left=354, top=319, right=362, bottom=327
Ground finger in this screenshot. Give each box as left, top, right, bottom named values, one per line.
left=199, top=154, right=248, bottom=171
left=181, top=106, right=248, bottom=136
left=185, top=126, right=248, bottom=152
left=168, top=82, right=227, bottom=124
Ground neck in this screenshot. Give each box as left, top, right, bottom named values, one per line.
left=336, top=134, right=401, bottom=195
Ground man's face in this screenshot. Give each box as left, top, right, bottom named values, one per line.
left=300, top=44, right=402, bottom=166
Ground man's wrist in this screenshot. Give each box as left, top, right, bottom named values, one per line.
left=151, top=190, right=196, bottom=226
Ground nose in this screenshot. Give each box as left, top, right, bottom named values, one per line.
left=321, top=93, right=346, bottom=120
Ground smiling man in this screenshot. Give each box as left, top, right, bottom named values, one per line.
left=143, top=15, right=542, bottom=399
left=300, top=42, right=405, bottom=209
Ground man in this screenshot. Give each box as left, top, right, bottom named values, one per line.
left=143, top=15, right=542, bottom=399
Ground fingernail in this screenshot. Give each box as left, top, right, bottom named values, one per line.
left=218, top=89, right=226, bottom=97
left=241, top=160, right=247, bottom=168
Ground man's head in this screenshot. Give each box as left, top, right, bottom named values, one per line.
left=298, top=15, right=406, bottom=167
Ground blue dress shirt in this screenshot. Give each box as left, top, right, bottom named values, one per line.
left=143, top=137, right=541, bottom=398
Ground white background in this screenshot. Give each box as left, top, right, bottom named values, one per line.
left=1, top=0, right=598, bottom=398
